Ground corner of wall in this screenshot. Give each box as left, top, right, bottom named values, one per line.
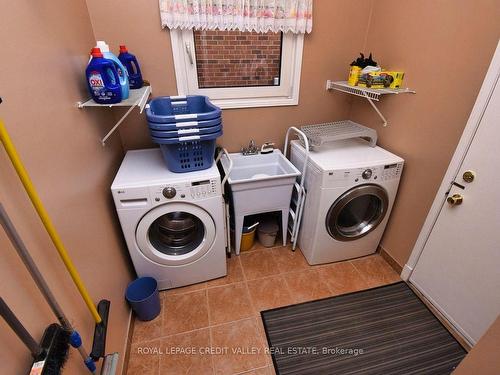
left=346, top=0, right=375, bottom=121
left=84, top=0, right=97, bottom=43
left=362, top=0, right=375, bottom=53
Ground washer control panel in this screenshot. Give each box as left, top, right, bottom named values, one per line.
left=325, top=162, right=403, bottom=184
left=362, top=169, right=373, bottom=180
left=162, top=187, right=176, bottom=199
left=150, top=178, right=219, bottom=203
left=189, top=179, right=218, bottom=199
left=381, top=163, right=403, bottom=181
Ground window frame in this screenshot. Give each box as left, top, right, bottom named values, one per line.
left=170, top=29, right=304, bottom=109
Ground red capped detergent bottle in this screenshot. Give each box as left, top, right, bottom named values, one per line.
left=118, top=45, right=144, bottom=89
left=85, top=48, right=122, bottom=104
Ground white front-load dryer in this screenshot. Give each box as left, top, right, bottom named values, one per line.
left=290, top=139, right=404, bottom=265
left=111, top=149, right=227, bottom=290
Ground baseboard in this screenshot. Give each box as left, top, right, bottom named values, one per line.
left=401, top=264, right=413, bottom=281
left=378, top=245, right=403, bottom=274
left=121, top=310, right=134, bottom=375
left=407, top=283, right=472, bottom=352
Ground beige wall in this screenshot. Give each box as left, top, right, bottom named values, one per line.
left=85, top=0, right=374, bottom=151
left=453, top=316, right=500, bottom=374
left=1, top=1, right=499, bottom=374
left=84, top=2, right=500, bottom=368
left=86, top=0, right=500, bottom=269
left=0, top=1, right=132, bottom=374
left=348, top=0, right=500, bottom=267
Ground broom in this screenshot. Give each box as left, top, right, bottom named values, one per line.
left=0, top=297, right=69, bottom=374
left=0, top=204, right=97, bottom=373
left=0, top=119, right=98, bottom=372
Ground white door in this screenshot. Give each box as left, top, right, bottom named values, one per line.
left=409, top=69, right=500, bottom=345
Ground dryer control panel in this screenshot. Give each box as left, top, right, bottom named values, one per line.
left=150, top=178, right=220, bottom=203
left=324, top=162, right=403, bottom=185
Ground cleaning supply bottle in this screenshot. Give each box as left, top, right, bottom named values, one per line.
left=118, top=45, right=144, bottom=89
left=86, top=48, right=122, bottom=104
left=95, top=41, right=129, bottom=99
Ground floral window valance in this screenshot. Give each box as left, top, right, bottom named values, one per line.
left=159, top=0, right=313, bottom=34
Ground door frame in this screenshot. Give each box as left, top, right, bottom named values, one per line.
left=402, top=40, right=500, bottom=281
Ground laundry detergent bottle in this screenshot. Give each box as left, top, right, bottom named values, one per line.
left=86, top=48, right=122, bottom=104
left=95, top=40, right=129, bottom=99
left=118, top=45, right=144, bottom=89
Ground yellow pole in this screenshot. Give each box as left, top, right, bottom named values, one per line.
left=0, top=119, right=102, bottom=324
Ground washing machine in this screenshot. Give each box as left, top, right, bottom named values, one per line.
left=290, top=138, right=404, bottom=265
left=111, top=149, right=227, bottom=290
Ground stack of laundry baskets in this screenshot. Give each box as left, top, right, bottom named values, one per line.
left=146, top=95, right=223, bottom=173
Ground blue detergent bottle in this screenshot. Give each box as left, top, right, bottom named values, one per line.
left=95, top=41, right=129, bottom=99
left=86, top=48, right=122, bottom=104
left=118, top=45, right=144, bottom=89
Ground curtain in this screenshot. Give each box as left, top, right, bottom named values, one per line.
left=159, top=0, right=313, bottom=33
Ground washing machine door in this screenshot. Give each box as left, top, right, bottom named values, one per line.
left=135, top=202, right=216, bottom=266
left=326, top=184, right=389, bottom=241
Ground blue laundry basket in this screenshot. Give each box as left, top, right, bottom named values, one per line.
left=147, top=117, right=221, bottom=131
left=152, top=129, right=222, bottom=173
left=149, top=122, right=222, bottom=138
left=125, top=277, right=161, bottom=321
left=146, top=95, right=221, bottom=123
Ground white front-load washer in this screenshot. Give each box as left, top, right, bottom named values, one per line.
left=111, top=149, right=227, bottom=290
left=290, top=138, right=404, bottom=265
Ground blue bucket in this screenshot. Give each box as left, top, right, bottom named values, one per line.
left=125, top=277, right=161, bottom=321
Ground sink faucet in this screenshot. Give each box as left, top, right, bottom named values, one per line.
left=241, top=140, right=259, bottom=155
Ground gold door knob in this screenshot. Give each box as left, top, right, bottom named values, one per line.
left=463, top=170, right=475, bottom=183
left=447, top=194, right=463, bottom=206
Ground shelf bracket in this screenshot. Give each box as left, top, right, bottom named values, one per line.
left=362, top=91, right=388, bottom=127
left=101, top=86, right=151, bottom=145
left=100, top=104, right=137, bottom=145
left=327, top=80, right=415, bottom=128
left=77, top=85, right=152, bottom=145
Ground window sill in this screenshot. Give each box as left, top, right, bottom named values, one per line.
left=211, top=96, right=299, bottom=109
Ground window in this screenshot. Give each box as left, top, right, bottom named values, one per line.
left=170, top=29, right=304, bottom=109
left=194, top=30, right=283, bottom=89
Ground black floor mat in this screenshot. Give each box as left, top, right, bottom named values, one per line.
left=261, top=282, right=466, bottom=375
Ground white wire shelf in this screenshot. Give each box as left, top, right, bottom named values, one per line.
left=326, top=80, right=416, bottom=127
left=77, top=85, right=152, bottom=145
left=301, top=120, right=377, bottom=149
left=327, top=80, right=415, bottom=101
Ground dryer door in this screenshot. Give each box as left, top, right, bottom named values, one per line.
left=136, top=202, right=216, bottom=266
left=326, top=184, right=388, bottom=241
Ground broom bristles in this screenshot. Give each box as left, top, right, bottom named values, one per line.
left=31, top=323, right=70, bottom=375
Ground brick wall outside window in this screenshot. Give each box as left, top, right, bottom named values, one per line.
left=193, top=30, right=282, bottom=88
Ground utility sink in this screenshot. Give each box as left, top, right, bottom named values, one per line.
left=220, top=150, right=300, bottom=191
left=220, top=150, right=301, bottom=254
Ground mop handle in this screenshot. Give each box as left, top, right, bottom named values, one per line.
left=0, top=204, right=71, bottom=330
left=0, top=119, right=101, bottom=324
left=0, top=297, right=43, bottom=357
left=0, top=206, right=96, bottom=373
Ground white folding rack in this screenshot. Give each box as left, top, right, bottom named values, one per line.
left=326, top=80, right=415, bottom=127
left=284, top=127, right=309, bottom=251
left=77, top=85, right=152, bottom=145
left=215, top=148, right=233, bottom=255
left=300, top=120, right=377, bottom=149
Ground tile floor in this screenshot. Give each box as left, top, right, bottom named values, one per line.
left=126, top=243, right=401, bottom=375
